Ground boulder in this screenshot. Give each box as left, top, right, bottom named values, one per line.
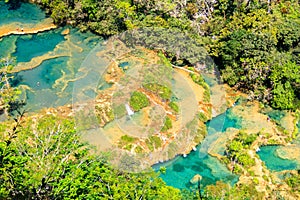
left=190, top=174, right=202, bottom=184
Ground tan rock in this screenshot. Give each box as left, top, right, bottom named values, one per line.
left=190, top=174, right=202, bottom=184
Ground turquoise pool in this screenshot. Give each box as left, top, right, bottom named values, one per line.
left=12, top=29, right=65, bottom=62
left=153, top=108, right=240, bottom=190
left=257, top=145, right=299, bottom=171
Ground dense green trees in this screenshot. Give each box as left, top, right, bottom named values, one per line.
left=129, top=91, right=149, bottom=111
left=0, top=58, right=24, bottom=116
left=0, top=115, right=181, bottom=199
left=30, top=0, right=300, bottom=110
left=209, top=1, right=300, bottom=110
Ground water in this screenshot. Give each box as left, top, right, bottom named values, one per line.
left=1, top=1, right=299, bottom=190
left=119, top=62, right=129, bottom=70
left=1, top=4, right=102, bottom=111
left=12, top=29, right=65, bottom=62
left=11, top=57, right=70, bottom=110
left=206, top=108, right=241, bottom=135
left=7, top=28, right=102, bottom=111
left=0, top=1, right=46, bottom=26
left=153, top=108, right=240, bottom=190
left=257, top=146, right=299, bottom=171
left=153, top=153, right=238, bottom=189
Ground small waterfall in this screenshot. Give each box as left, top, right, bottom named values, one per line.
left=125, top=103, right=134, bottom=116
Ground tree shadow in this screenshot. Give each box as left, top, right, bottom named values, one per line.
left=7, top=0, right=22, bottom=10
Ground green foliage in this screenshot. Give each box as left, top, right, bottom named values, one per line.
left=0, top=115, right=181, bottom=199
left=210, top=2, right=300, bottom=110
left=237, top=153, right=255, bottom=167
left=149, top=136, right=162, bottom=148
left=143, top=83, right=172, bottom=100
left=168, top=101, right=179, bottom=114
left=270, top=61, right=300, bottom=110
left=198, top=112, right=208, bottom=123
left=190, top=73, right=205, bottom=88
left=0, top=58, right=24, bottom=115
left=285, top=172, right=300, bottom=192
left=161, top=116, right=172, bottom=132
left=226, top=131, right=257, bottom=170
left=118, top=134, right=137, bottom=149
left=203, top=89, right=211, bottom=103
left=145, top=135, right=162, bottom=151
left=134, top=145, right=143, bottom=153
left=229, top=140, right=243, bottom=152
left=189, top=73, right=210, bottom=103
left=129, top=91, right=149, bottom=111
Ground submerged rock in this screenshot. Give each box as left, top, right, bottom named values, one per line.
left=190, top=174, right=202, bottom=184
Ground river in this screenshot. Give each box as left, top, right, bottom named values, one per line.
left=1, top=1, right=299, bottom=192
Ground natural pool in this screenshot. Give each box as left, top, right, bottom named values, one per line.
left=1, top=1, right=300, bottom=192
left=153, top=108, right=241, bottom=190
left=10, top=29, right=101, bottom=110
left=2, top=24, right=102, bottom=111
left=257, top=146, right=299, bottom=171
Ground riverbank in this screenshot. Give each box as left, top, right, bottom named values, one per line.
left=0, top=18, right=56, bottom=38
left=207, top=100, right=300, bottom=199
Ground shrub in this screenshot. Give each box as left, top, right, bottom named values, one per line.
left=161, top=116, right=172, bottom=132
left=169, top=101, right=179, bottom=113
left=129, top=91, right=149, bottom=111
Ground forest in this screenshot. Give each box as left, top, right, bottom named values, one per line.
left=21, top=0, right=300, bottom=110
left=1, top=0, right=300, bottom=199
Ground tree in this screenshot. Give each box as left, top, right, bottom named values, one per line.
left=0, top=58, right=24, bottom=116
left=129, top=91, right=149, bottom=111
left=0, top=115, right=181, bottom=199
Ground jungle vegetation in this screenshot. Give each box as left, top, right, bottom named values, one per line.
left=16, top=0, right=299, bottom=110
left=1, top=0, right=300, bottom=199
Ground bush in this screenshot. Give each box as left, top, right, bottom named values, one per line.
left=118, top=135, right=137, bottom=148
left=129, top=91, right=149, bottom=111
left=169, top=101, right=179, bottom=113
left=161, top=116, right=172, bottom=132
left=237, top=153, right=255, bottom=167
left=143, top=83, right=172, bottom=100
left=198, top=112, right=208, bottom=122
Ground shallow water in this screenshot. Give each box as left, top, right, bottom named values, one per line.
left=153, top=108, right=240, bottom=190
left=12, top=30, right=65, bottom=62
left=1, top=1, right=299, bottom=190
left=9, top=28, right=101, bottom=110
left=258, top=146, right=299, bottom=171
left=0, top=2, right=45, bottom=26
